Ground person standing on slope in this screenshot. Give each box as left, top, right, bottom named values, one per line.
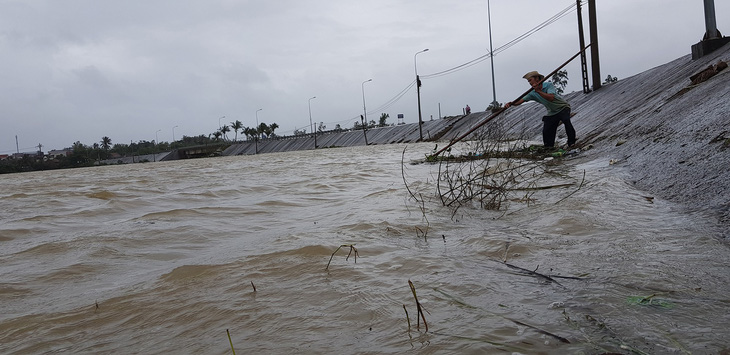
left=505, top=71, right=576, bottom=148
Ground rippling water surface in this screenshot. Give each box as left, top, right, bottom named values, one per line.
left=1, top=143, right=728, bottom=354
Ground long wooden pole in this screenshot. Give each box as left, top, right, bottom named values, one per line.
left=430, top=44, right=592, bottom=158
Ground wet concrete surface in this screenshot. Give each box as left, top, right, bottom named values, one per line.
left=500, top=43, right=730, bottom=233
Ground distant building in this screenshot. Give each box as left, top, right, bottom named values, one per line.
left=12, top=152, right=42, bottom=159
left=48, top=149, right=72, bottom=158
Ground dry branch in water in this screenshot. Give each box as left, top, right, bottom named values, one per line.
left=404, top=122, right=584, bottom=218
left=325, top=244, right=359, bottom=270
left=430, top=125, right=551, bottom=216
left=402, top=147, right=430, bottom=238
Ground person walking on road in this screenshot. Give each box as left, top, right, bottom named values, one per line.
left=505, top=71, right=576, bottom=148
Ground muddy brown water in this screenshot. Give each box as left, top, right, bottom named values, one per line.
left=1, top=143, right=728, bottom=354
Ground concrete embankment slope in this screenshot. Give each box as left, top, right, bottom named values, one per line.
left=223, top=114, right=465, bottom=155
left=224, top=43, right=729, bottom=229
left=497, top=42, right=730, bottom=230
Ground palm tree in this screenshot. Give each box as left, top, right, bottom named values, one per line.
left=219, top=125, right=231, bottom=141
left=230, top=120, right=243, bottom=142
left=268, top=123, right=279, bottom=137
left=242, top=127, right=254, bottom=140
left=213, top=131, right=223, bottom=141
left=101, top=136, right=112, bottom=151
left=258, top=122, right=269, bottom=139
left=379, top=113, right=389, bottom=127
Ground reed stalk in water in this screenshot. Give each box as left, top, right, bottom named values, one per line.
left=408, top=280, right=428, bottom=332
left=226, top=329, right=236, bottom=355
left=403, top=305, right=412, bottom=331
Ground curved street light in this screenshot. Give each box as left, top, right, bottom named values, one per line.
left=308, top=96, right=317, bottom=149
left=414, top=48, right=429, bottom=141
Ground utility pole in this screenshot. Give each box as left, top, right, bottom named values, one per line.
left=361, top=78, right=372, bottom=134
left=487, top=0, right=498, bottom=106
left=588, top=0, right=601, bottom=90
left=414, top=49, right=429, bottom=141
left=308, top=96, right=317, bottom=149
left=576, top=0, right=591, bottom=93
left=703, top=0, right=719, bottom=39
left=692, top=0, right=730, bottom=59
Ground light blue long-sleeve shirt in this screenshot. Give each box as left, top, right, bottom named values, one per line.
left=522, top=81, right=570, bottom=116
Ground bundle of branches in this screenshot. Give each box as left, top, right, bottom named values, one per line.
left=433, top=125, right=553, bottom=216
left=403, top=122, right=576, bottom=220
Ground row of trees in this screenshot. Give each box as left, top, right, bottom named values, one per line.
left=0, top=135, right=215, bottom=172
left=3, top=110, right=398, bottom=173
left=56, top=113, right=389, bottom=165
left=291, top=113, right=391, bottom=136
left=64, top=120, right=284, bottom=164
left=215, top=120, right=279, bottom=141
left=66, top=134, right=222, bottom=163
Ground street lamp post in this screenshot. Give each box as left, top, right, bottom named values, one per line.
left=219, top=116, right=225, bottom=129
left=361, top=78, right=372, bottom=124
left=361, top=79, right=372, bottom=145
left=255, top=108, right=262, bottom=154
left=414, top=48, right=429, bottom=141
left=255, top=109, right=263, bottom=136
left=172, top=125, right=178, bottom=142
left=308, top=96, right=317, bottom=149
left=154, top=129, right=161, bottom=162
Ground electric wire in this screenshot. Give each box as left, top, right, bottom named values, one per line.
left=331, top=1, right=583, bottom=130
left=421, top=1, right=581, bottom=80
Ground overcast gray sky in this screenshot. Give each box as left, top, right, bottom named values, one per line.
left=1, top=0, right=727, bottom=153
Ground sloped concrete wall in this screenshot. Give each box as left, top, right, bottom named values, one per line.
left=222, top=117, right=463, bottom=156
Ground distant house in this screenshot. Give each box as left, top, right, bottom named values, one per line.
left=0, top=154, right=9, bottom=160
left=13, top=152, right=42, bottom=159
left=48, top=149, right=71, bottom=158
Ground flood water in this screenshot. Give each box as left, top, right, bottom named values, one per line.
left=1, top=143, right=729, bottom=354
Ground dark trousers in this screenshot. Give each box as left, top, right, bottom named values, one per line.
left=542, top=107, right=576, bottom=147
